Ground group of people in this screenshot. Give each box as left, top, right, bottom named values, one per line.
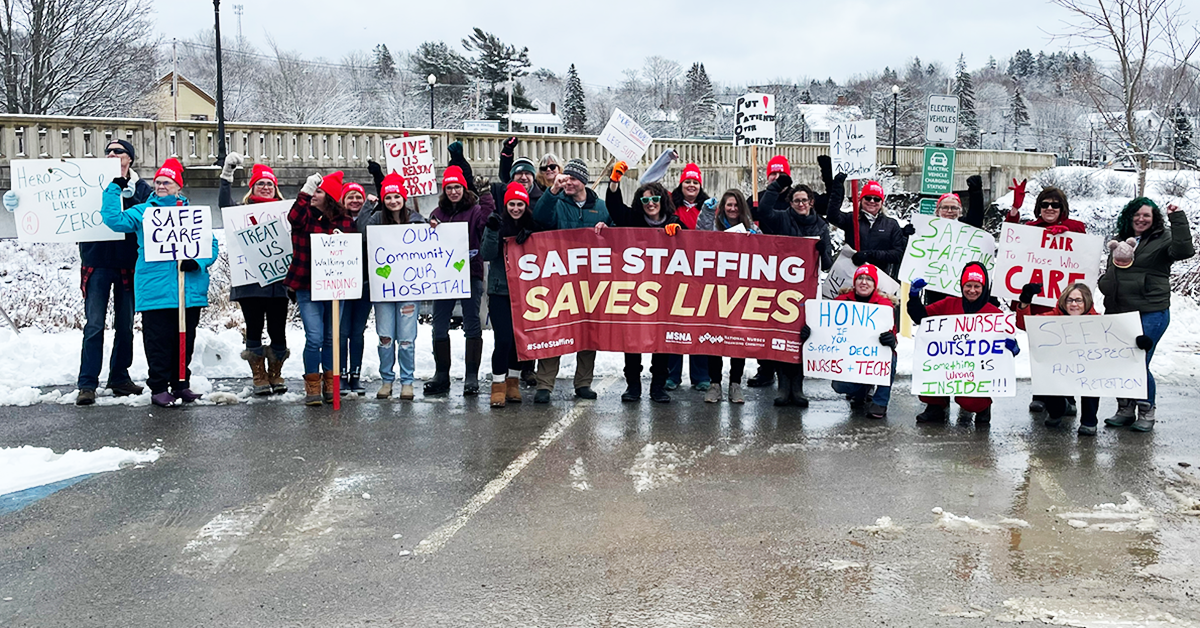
left=36, top=136, right=1193, bottom=434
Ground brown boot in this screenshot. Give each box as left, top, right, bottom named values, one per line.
left=265, top=347, right=289, bottom=394
left=303, top=373, right=322, bottom=406
left=242, top=350, right=271, bottom=396
left=505, top=377, right=522, bottom=403
left=322, top=371, right=336, bottom=402
left=490, top=381, right=507, bottom=408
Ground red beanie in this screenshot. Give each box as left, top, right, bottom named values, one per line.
left=442, top=165, right=466, bottom=188
left=680, top=163, right=703, bottom=184
left=961, top=264, right=987, bottom=286
left=154, top=158, right=184, bottom=187
left=853, top=264, right=879, bottom=286
left=937, top=192, right=960, bottom=206
left=320, top=171, right=344, bottom=200
left=766, top=155, right=791, bottom=177
left=860, top=180, right=886, bottom=201
left=341, top=182, right=366, bottom=202
left=380, top=172, right=408, bottom=200
left=504, top=181, right=530, bottom=207
left=248, top=163, right=277, bottom=189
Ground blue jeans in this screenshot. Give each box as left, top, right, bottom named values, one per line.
left=667, top=354, right=710, bottom=386
left=831, top=352, right=898, bottom=408
left=78, top=268, right=136, bottom=389
left=340, top=291, right=372, bottom=372
left=432, top=277, right=484, bottom=340
left=375, top=301, right=419, bottom=384
left=296, top=290, right=334, bottom=373
left=1140, top=309, right=1170, bottom=405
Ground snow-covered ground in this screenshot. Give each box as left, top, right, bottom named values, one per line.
left=0, top=445, right=161, bottom=496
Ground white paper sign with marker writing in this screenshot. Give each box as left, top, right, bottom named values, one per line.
left=1026, top=312, right=1148, bottom=398
left=311, top=233, right=363, bottom=301
left=143, top=205, right=213, bottom=262
left=994, top=223, right=1103, bottom=307
left=598, top=108, right=653, bottom=164
left=898, top=214, right=996, bottom=296
left=222, top=200, right=293, bottom=287
left=803, top=300, right=894, bottom=386
left=234, top=219, right=292, bottom=287
left=822, top=245, right=900, bottom=299
left=733, top=92, right=776, bottom=146
left=384, top=135, right=438, bottom=197
left=911, top=313, right=1017, bottom=397
left=9, top=158, right=123, bottom=243
left=368, top=223, right=471, bottom=302
left=830, top=120, right=877, bottom=180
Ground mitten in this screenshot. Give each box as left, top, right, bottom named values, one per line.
left=367, top=159, right=384, bottom=179
left=611, top=161, right=629, bottom=183
left=220, top=152, right=243, bottom=182
left=1009, top=178, right=1028, bottom=210
left=800, top=324, right=811, bottom=342
left=773, top=173, right=793, bottom=190
left=486, top=213, right=502, bottom=231
left=703, top=197, right=717, bottom=210
left=909, top=278, right=928, bottom=298
left=179, top=259, right=200, bottom=272
left=665, top=223, right=680, bottom=236
left=111, top=177, right=130, bottom=190
left=1019, top=282, right=1043, bottom=305
left=502, top=136, right=519, bottom=155
left=1045, top=224, right=1068, bottom=235
left=879, top=331, right=897, bottom=348
left=301, top=173, right=322, bottom=196
left=967, top=175, right=982, bottom=191
left=2, top=190, right=17, bottom=212
left=817, top=155, right=833, bottom=184
left=1004, top=338, right=1020, bottom=356
left=447, top=141, right=464, bottom=157
left=1135, top=335, right=1153, bottom=351
left=851, top=251, right=868, bottom=267
left=902, top=223, right=916, bottom=236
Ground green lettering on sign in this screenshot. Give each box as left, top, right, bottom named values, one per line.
left=919, top=198, right=938, bottom=215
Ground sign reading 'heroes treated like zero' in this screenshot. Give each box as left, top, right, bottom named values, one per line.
left=506, top=229, right=818, bottom=362
left=311, top=233, right=363, bottom=301
left=10, top=158, right=123, bottom=243
left=384, top=136, right=437, bottom=198
left=142, top=205, right=213, bottom=262
left=1026, top=312, right=1148, bottom=398
left=912, top=313, right=1018, bottom=397
left=898, top=214, right=996, bottom=296
left=803, top=300, right=895, bottom=387
left=367, top=223, right=471, bottom=301
left=994, top=223, right=1104, bottom=307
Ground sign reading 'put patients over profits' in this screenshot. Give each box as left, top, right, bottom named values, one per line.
left=311, top=233, right=362, bottom=301
left=384, top=136, right=437, bottom=198
left=803, top=300, right=894, bottom=387
left=733, top=92, right=776, bottom=147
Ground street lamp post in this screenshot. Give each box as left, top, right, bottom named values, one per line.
left=427, top=74, right=437, bottom=129
left=891, top=85, right=899, bottom=165
left=212, top=0, right=227, bottom=165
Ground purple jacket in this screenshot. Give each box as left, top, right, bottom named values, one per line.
left=430, top=191, right=494, bottom=279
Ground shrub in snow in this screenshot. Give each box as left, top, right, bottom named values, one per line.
left=1154, top=173, right=1193, bottom=198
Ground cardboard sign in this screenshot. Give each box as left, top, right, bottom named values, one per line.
left=9, top=158, right=123, bottom=242
left=598, top=108, right=653, bottom=164
left=830, top=120, right=876, bottom=180
left=911, top=313, right=1018, bottom=397
left=994, top=223, right=1104, bottom=307
left=384, top=136, right=437, bottom=197
left=311, top=233, right=363, bottom=301
left=234, top=219, right=291, bottom=286
left=1026, top=312, right=1148, bottom=398
left=926, top=95, right=959, bottom=144
left=733, top=92, right=776, bottom=146
left=803, top=300, right=894, bottom=386
left=898, top=214, right=996, bottom=296
left=822, top=245, right=900, bottom=299
left=222, top=200, right=293, bottom=287
left=367, top=223, right=471, bottom=301
left=143, top=205, right=213, bottom=262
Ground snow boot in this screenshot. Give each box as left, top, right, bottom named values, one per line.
left=1131, top=402, right=1155, bottom=432
left=975, top=407, right=992, bottom=424
left=748, top=362, right=775, bottom=388
left=790, top=372, right=809, bottom=408
left=265, top=347, right=289, bottom=394
left=174, top=388, right=201, bottom=403
left=505, top=377, right=522, bottom=403
left=649, top=384, right=671, bottom=403
left=866, top=402, right=887, bottom=419
left=774, top=367, right=794, bottom=407
left=303, top=374, right=322, bottom=406
left=242, top=349, right=271, bottom=396
left=621, top=372, right=642, bottom=402
left=424, top=339, right=452, bottom=396
left=376, top=382, right=393, bottom=399
left=463, top=338, right=483, bottom=396
left=348, top=368, right=365, bottom=395
left=152, top=391, right=177, bottom=407
left=399, top=384, right=414, bottom=401
left=916, top=403, right=947, bottom=423
left=322, top=371, right=336, bottom=402
left=1029, top=399, right=1045, bottom=413
left=1104, top=399, right=1136, bottom=427
left=490, top=381, right=507, bottom=408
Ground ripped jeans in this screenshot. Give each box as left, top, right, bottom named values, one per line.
left=375, top=301, right=419, bottom=385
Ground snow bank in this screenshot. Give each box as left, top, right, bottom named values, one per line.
left=0, top=445, right=161, bottom=496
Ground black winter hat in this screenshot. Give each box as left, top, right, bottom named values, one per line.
left=106, top=139, right=136, bottom=163
left=563, top=158, right=589, bottom=185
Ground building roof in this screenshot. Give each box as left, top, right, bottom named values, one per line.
left=795, top=104, right=864, bottom=132
left=155, top=72, right=216, bottom=106
left=508, top=112, right=562, bottom=126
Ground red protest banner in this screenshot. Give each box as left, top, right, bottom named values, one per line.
left=505, top=228, right=819, bottom=362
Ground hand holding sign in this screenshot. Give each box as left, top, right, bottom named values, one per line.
left=9, top=158, right=123, bottom=242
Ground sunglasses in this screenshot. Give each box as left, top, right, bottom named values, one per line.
left=1040, top=201, right=1063, bottom=209
left=638, top=196, right=661, bottom=205
left=862, top=196, right=883, bottom=203
left=539, top=164, right=559, bottom=172
left=105, top=147, right=128, bottom=156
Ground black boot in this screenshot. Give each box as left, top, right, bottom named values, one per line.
left=774, top=366, right=794, bottom=407
left=347, top=368, right=365, bottom=395
left=621, top=370, right=642, bottom=402
left=916, top=403, right=947, bottom=423
left=747, top=361, right=775, bottom=388
left=649, top=362, right=670, bottom=403
left=790, top=370, right=809, bottom=408
left=649, top=384, right=671, bottom=403
left=463, top=337, right=483, bottom=396
left=423, top=338, right=452, bottom=396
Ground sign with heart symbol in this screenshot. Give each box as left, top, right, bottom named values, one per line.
left=376, top=265, right=392, bottom=279
left=366, top=222, right=471, bottom=301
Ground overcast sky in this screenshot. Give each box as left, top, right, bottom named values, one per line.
left=152, top=0, right=1095, bottom=87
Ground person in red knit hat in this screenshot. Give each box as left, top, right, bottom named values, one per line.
left=336, top=179, right=377, bottom=396
left=817, top=264, right=899, bottom=419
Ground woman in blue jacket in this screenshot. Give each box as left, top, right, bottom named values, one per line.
left=101, top=158, right=220, bottom=408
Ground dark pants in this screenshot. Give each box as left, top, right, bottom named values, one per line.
left=78, top=268, right=136, bottom=390
left=142, top=307, right=200, bottom=395
left=432, top=278, right=484, bottom=340
left=488, top=294, right=532, bottom=376
left=1040, top=395, right=1100, bottom=427
left=707, top=356, right=745, bottom=385
left=238, top=297, right=289, bottom=355
left=667, top=354, right=710, bottom=386
left=625, top=353, right=671, bottom=388
left=339, top=291, right=372, bottom=371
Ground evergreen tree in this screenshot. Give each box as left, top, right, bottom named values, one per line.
left=680, top=62, right=717, bottom=136
left=1173, top=105, right=1194, bottom=163
left=461, top=27, right=532, bottom=120
left=1009, top=82, right=1030, bottom=145
left=372, top=44, right=396, bottom=80
left=1008, top=49, right=1036, bottom=79
left=563, top=64, right=587, bottom=134
left=954, top=54, right=979, bottom=148
left=409, top=41, right=471, bottom=85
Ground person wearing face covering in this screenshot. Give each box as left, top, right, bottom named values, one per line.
left=907, top=261, right=1019, bottom=424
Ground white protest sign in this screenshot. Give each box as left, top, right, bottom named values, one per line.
left=803, top=300, right=894, bottom=386
left=598, top=108, right=653, bottom=164
left=898, top=214, right=996, bottom=296
left=384, top=136, right=437, bottom=197
left=830, top=119, right=876, bottom=180
left=911, top=313, right=1017, bottom=397
left=9, top=158, right=123, bottom=242
left=733, top=92, right=776, bottom=147
left=234, top=219, right=291, bottom=286
left=994, top=223, right=1104, bottom=307
left=1026, top=312, right=1148, bottom=398
left=926, top=95, right=959, bottom=145
left=367, top=223, right=470, bottom=301
left=822, top=245, right=900, bottom=299
left=142, top=205, right=213, bottom=262
left=222, top=200, right=293, bottom=287
left=311, top=233, right=363, bottom=301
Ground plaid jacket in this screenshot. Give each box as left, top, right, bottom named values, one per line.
left=284, top=192, right=357, bottom=292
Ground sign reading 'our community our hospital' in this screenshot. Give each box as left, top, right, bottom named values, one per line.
left=10, top=158, right=123, bottom=243
left=367, top=223, right=471, bottom=301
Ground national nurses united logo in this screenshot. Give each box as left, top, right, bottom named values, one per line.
left=771, top=338, right=787, bottom=351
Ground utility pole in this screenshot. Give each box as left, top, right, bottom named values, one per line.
left=212, top=0, right=227, bottom=165
left=507, top=72, right=513, bottom=133
left=172, top=39, right=179, bottom=121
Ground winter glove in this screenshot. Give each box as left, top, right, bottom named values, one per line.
left=879, top=331, right=898, bottom=349
left=909, top=278, right=928, bottom=298
left=515, top=229, right=533, bottom=245
left=611, top=161, right=629, bottom=183
left=1135, top=335, right=1154, bottom=351
left=800, top=324, right=811, bottom=342
left=111, top=177, right=130, bottom=191
left=1045, top=224, right=1068, bottom=235
left=220, top=152, right=243, bottom=182
left=1004, top=338, right=1020, bottom=356
left=447, top=141, right=464, bottom=157
left=664, top=223, right=680, bottom=237
left=851, top=251, right=868, bottom=267
left=1019, top=282, right=1043, bottom=305
left=817, top=155, right=833, bottom=185
left=703, top=197, right=717, bottom=210
left=901, top=223, right=916, bottom=237
left=772, top=173, right=793, bottom=191
left=1009, top=178, right=1028, bottom=210
left=2, top=190, right=17, bottom=212
left=486, top=213, right=502, bottom=231
left=367, top=159, right=384, bottom=179
left=502, top=136, right=519, bottom=156
left=967, top=175, right=983, bottom=191
left=179, top=259, right=200, bottom=272
left=834, top=172, right=847, bottom=184
left=287, top=289, right=297, bottom=304
left=301, top=173, right=323, bottom=196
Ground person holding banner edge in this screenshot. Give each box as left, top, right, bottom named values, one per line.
left=697, top=189, right=757, bottom=403
left=819, top=264, right=899, bottom=419
left=482, top=182, right=540, bottom=408
left=663, top=163, right=713, bottom=392
left=100, top=158, right=219, bottom=408
left=219, top=153, right=291, bottom=397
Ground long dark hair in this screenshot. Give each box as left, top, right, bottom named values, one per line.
left=437, top=186, right=479, bottom=215
left=313, top=193, right=347, bottom=222
left=716, top=189, right=753, bottom=231
left=634, top=182, right=675, bottom=217
left=1115, top=196, right=1164, bottom=240
left=381, top=197, right=413, bottom=225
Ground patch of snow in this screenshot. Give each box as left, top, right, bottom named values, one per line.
left=626, top=443, right=712, bottom=493
left=0, top=445, right=161, bottom=495
left=569, top=457, right=591, bottom=492
left=934, top=510, right=1000, bottom=532
left=995, top=596, right=1196, bottom=627
left=852, top=515, right=905, bottom=539
left=823, top=559, right=865, bottom=571
left=1056, top=492, right=1157, bottom=532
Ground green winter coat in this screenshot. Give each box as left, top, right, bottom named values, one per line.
left=532, top=187, right=612, bottom=230
left=1098, top=210, right=1195, bottom=314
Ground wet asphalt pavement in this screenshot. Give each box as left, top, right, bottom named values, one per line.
left=2, top=376, right=1199, bottom=627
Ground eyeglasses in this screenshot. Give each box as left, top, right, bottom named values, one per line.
left=153, top=180, right=174, bottom=187
left=253, top=180, right=275, bottom=188
left=104, top=147, right=128, bottom=156
left=1065, top=297, right=1086, bottom=304
left=638, top=196, right=661, bottom=205
left=791, top=197, right=811, bottom=205
left=539, top=164, right=559, bottom=172
left=861, top=196, right=882, bottom=203
left=1040, top=201, right=1063, bottom=209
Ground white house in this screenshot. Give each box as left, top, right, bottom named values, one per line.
left=1077, top=110, right=1171, bottom=164
left=795, top=104, right=864, bottom=144
left=508, top=99, right=563, bottom=134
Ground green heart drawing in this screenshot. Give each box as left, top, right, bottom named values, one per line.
left=453, top=259, right=465, bottom=272
left=376, top=265, right=392, bottom=279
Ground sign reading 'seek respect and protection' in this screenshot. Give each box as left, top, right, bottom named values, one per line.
left=1026, top=312, right=1148, bottom=398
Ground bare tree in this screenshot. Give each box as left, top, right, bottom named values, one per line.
left=641, top=56, right=681, bottom=110
left=255, top=40, right=355, bottom=125
left=1052, top=0, right=1200, bottom=194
